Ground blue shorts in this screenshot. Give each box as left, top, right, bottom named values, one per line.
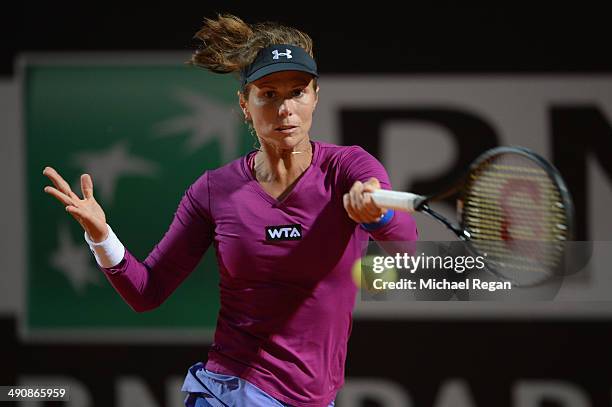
left=182, top=362, right=336, bottom=407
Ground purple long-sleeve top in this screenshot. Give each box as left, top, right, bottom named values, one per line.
left=100, top=141, right=418, bottom=407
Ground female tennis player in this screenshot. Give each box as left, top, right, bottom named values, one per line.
left=43, top=14, right=418, bottom=407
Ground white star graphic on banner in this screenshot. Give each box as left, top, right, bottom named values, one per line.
left=152, top=88, right=238, bottom=160
left=50, top=222, right=101, bottom=295
left=72, top=141, right=159, bottom=205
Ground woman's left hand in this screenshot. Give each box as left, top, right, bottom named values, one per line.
left=343, top=177, right=387, bottom=224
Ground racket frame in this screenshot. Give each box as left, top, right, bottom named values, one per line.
left=375, top=146, right=575, bottom=286
left=455, top=146, right=575, bottom=243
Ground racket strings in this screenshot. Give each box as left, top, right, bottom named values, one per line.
left=461, top=153, right=570, bottom=285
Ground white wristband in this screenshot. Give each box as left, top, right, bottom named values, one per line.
left=83, top=224, right=126, bottom=268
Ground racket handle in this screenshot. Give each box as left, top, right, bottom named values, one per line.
left=370, top=190, right=425, bottom=213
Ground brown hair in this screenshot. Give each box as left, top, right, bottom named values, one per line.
left=189, top=14, right=316, bottom=95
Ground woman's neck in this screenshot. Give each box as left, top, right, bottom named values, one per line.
left=253, top=139, right=313, bottom=184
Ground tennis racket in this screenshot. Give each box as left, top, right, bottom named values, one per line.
left=370, top=146, right=574, bottom=287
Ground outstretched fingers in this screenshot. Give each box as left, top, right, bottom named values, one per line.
left=44, top=185, right=75, bottom=208
left=43, top=167, right=80, bottom=201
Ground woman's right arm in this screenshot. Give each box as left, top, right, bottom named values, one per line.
left=43, top=167, right=214, bottom=312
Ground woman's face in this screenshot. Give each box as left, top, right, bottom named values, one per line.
left=240, top=70, right=319, bottom=152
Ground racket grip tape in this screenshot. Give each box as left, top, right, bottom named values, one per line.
left=370, top=190, right=425, bottom=213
